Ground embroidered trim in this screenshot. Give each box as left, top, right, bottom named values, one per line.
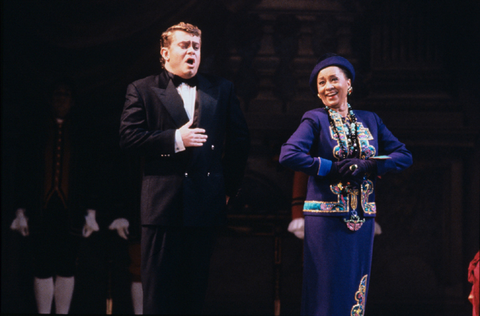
left=310, top=115, right=378, bottom=217
left=304, top=182, right=355, bottom=214
left=304, top=203, right=375, bottom=215
left=328, top=110, right=351, bottom=159
left=350, top=193, right=358, bottom=210
left=330, top=121, right=375, bottom=160
left=303, top=181, right=377, bottom=215
left=303, top=201, right=348, bottom=214
left=351, top=275, right=368, bottom=316
left=361, top=180, right=376, bottom=215
left=364, top=203, right=376, bottom=215
left=357, top=124, right=375, bottom=159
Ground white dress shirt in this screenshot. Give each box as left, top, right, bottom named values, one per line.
left=174, top=83, right=197, bottom=153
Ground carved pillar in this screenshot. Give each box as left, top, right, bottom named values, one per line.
left=233, top=14, right=263, bottom=112
left=272, top=14, right=301, bottom=112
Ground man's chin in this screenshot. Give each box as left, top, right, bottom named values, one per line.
left=183, top=68, right=198, bottom=78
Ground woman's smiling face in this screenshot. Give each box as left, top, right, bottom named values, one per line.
left=316, top=66, right=351, bottom=115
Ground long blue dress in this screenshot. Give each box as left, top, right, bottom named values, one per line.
left=279, top=108, right=412, bottom=315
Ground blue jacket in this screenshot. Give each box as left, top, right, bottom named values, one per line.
left=279, top=108, right=412, bottom=217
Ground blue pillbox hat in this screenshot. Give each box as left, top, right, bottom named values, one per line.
left=309, top=55, right=355, bottom=94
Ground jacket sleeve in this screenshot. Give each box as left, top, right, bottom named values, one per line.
left=222, top=82, right=250, bottom=197
left=119, top=82, right=176, bottom=156
left=373, top=113, right=413, bottom=175
left=279, top=111, right=331, bottom=176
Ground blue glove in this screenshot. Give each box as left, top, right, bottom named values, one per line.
left=338, top=158, right=377, bottom=178
left=328, top=160, right=343, bottom=181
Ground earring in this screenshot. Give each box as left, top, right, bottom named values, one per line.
left=348, top=87, right=353, bottom=96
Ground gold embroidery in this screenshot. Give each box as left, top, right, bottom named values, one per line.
left=330, top=122, right=375, bottom=159
left=361, top=180, right=375, bottom=214
left=303, top=201, right=348, bottom=214
left=350, top=193, right=358, bottom=210
left=313, top=120, right=378, bottom=217
left=351, top=275, right=368, bottom=316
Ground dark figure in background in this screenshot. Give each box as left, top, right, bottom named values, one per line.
left=119, top=22, right=250, bottom=315
left=71, top=111, right=137, bottom=314
left=279, top=54, right=413, bottom=315
left=10, top=79, right=99, bottom=314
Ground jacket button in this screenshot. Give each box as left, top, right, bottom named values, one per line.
left=211, top=145, right=215, bottom=150
left=207, top=172, right=210, bottom=177
left=185, top=173, right=188, bottom=177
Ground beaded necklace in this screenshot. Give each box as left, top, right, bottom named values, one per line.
left=325, top=103, right=360, bottom=159
left=326, top=104, right=366, bottom=231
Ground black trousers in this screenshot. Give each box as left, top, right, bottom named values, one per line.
left=141, top=225, right=218, bottom=315
left=31, top=193, right=80, bottom=278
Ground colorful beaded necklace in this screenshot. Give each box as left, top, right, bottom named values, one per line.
left=326, top=103, right=367, bottom=231
left=325, top=103, right=360, bottom=159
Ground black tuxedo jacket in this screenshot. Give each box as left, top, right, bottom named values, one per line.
left=119, top=70, right=250, bottom=226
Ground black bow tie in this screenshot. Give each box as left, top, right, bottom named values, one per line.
left=172, top=75, right=198, bottom=87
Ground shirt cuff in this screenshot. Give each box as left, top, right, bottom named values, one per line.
left=317, top=158, right=333, bottom=176
left=175, top=129, right=186, bottom=153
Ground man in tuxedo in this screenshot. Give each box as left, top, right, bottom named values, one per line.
left=119, top=22, right=250, bottom=315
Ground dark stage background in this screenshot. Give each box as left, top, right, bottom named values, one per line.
left=2, top=0, right=479, bottom=315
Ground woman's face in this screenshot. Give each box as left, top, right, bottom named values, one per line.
left=316, top=66, right=351, bottom=113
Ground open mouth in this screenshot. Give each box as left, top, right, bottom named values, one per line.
left=186, top=58, right=195, bottom=65
left=326, top=91, right=338, bottom=97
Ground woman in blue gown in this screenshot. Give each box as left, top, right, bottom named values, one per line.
left=279, top=53, right=413, bottom=315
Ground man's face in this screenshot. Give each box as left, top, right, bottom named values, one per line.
left=161, top=30, right=201, bottom=79
left=51, top=85, right=73, bottom=119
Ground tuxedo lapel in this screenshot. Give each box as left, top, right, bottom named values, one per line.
left=152, top=73, right=190, bottom=128
left=149, top=72, right=218, bottom=132
left=196, top=74, right=218, bottom=130
left=188, top=75, right=218, bottom=167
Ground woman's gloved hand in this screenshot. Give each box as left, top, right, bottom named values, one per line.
left=338, top=158, right=377, bottom=178
left=328, top=160, right=343, bottom=182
